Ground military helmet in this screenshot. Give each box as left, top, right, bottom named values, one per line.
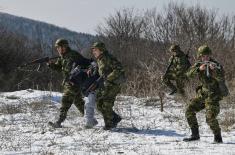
left=197, top=45, right=212, bottom=57
left=55, top=38, right=69, bottom=47
left=169, top=44, right=180, bottom=52
left=91, top=42, right=106, bottom=52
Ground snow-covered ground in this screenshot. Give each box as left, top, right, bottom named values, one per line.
left=0, top=89, right=234, bottom=155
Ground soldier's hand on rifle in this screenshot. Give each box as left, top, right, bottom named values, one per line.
left=86, top=69, right=92, bottom=77
left=199, top=64, right=206, bottom=71
left=69, top=81, right=75, bottom=86
left=209, top=63, right=215, bottom=70
left=46, top=60, right=53, bottom=66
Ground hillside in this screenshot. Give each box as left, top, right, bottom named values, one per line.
left=0, top=12, right=95, bottom=55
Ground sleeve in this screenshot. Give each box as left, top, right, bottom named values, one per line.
left=168, top=56, right=174, bottom=67
left=106, top=57, right=124, bottom=82
left=48, top=58, right=62, bottom=72
left=169, top=56, right=173, bottom=63
left=213, top=63, right=225, bottom=82
left=186, top=62, right=200, bottom=78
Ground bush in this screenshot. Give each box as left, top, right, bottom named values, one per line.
left=0, top=26, right=63, bottom=92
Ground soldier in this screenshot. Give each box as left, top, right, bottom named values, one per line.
left=91, top=42, right=126, bottom=130
left=162, top=45, right=191, bottom=95
left=69, top=61, right=100, bottom=128
left=183, top=45, right=226, bottom=143
left=47, top=38, right=91, bottom=128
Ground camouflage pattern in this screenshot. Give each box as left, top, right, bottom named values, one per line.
left=49, top=48, right=89, bottom=123
left=169, top=44, right=181, bottom=52
left=185, top=58, right=224, bottom=135
left=95, top=49, right=125, bottom=127
left=49, top=48, right=89, bottom=82
left=96, top=83, right=121, bottom=126
left=59, top=83, right=84, bottom=122
left=91, top=42, right=106, bottom=52
left=197, top=45, right=212, bottom=58
left=55, top=38, right=69, bottom=47
left=163, top=48, right=190, bottom=94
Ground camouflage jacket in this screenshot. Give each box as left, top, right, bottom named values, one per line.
left=168, top=51, right=190, bottom=77
left=49, top=48, right=91, bottom=83
left=186, top=58, right=225, bottom=95
left=96, top=51, right=125, bottom=85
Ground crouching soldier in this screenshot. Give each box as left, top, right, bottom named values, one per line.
left=91, top=42, right=126, bottom=130
left=162, top=45, right=191, bottom=95
left=47, top=38, right=91, bottom=128
left=183, top=45, right=229, bottom=143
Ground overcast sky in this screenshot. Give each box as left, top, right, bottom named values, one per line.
left=0, top=0, right=234, bottom=34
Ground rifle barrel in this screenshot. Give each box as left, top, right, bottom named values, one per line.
left=20, top=56, right=60, bottom=67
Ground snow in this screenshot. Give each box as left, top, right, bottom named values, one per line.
left=0, top=89, right=234, bottom=155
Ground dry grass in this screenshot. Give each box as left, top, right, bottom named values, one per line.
left=221, top=111, right=235, bottom=132
left=0, top=102, right=26, bottom=114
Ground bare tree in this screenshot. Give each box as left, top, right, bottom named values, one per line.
left=96, top=2, right=235, bottom=97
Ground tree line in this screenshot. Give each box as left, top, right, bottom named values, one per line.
left=96, top=2, right=235, bottom=97
left=0, top=2, right=234, bottom=98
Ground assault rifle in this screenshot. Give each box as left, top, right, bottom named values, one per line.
left=18, top=56, right=60, bottom=71
left=196, top=60, right=221, bottom=77
left=84, top=74, right=105, bottom=95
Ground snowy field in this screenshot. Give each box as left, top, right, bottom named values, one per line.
left=0, top=89, right=234, bottom=155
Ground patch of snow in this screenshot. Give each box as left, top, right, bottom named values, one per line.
left=0, top=90, right=234, bottom=155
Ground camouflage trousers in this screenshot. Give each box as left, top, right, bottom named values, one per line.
left=162, top=74, right=186, bottom=94
left=58, top=83, right=84, bottom=123
left=96, top=83, right=121, bottom=126
left=185, top=89, right=222, bottom=135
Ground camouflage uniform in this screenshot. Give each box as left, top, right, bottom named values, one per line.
left=163, top=45, right=190, bottom=95
left=49, top=39, right=90, bottom=125
left=184, top=45, right=224, bottom=143
left=91, top=42, right=125, bottom=129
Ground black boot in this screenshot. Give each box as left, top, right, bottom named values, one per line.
left=112, top=112, right=122, bottom=128
left=48, top=120, right=62, bottom=128
left=103, top=113, right=122, bottom=130
left=214, top=133, right=223, bottom=143
left=183, top=128, right=200, bottom=142
left=103, top=124, right=113, bottom=130
left=103, top=117, right=114, bottom=130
